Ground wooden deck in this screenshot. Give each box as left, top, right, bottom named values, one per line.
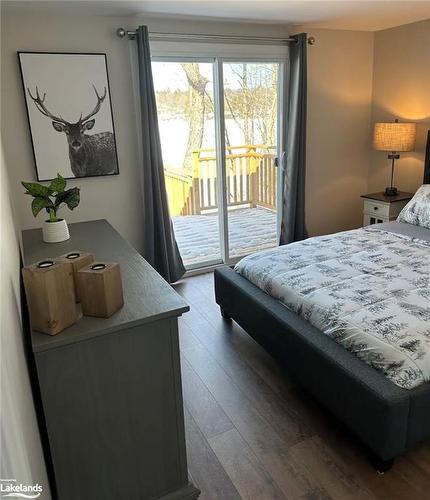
left=172, top=206, right=277, bottom=267
left=174, top=272, right=430, bottom=500
left=165, top=145, right=277, bottom=217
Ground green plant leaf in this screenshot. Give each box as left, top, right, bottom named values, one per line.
left=22, top=181, right=51, bottom=197
left=49, top=174, right=66, bottom=194
left=31, top=197, right=53, bottom=217
left=55, top=187, right=80, bottom=211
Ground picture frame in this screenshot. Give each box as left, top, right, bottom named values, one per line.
left=18, top=52, right=119, bottom=181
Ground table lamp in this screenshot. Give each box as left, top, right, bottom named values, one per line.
left=373, top=119, right=416, bottom=196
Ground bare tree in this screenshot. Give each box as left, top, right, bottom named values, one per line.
left=225, top=64, right=253, bottom=144
left=181, top=63, right=208, bottom=172
left=224, top=63, right=277, bottom=147
left=267, top=64, right=278, bottom=145
left=175, top=62, right=277, bottom=176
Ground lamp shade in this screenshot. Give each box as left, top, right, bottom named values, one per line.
left=373, top=121, right=416, bottom=152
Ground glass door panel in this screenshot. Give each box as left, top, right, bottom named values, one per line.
left=223, top=62, right=279, bottom=259
left=152, top=61, right=222, bottom=269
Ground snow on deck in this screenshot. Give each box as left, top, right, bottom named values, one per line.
left=172, top=206, right=277, bottom=268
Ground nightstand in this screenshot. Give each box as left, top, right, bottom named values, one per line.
left=361, top=191, right=413, bottom=226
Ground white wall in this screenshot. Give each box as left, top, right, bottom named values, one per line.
left=296, top=27, right=375, bottom=235
left=0, top=139, right=51, bottom=499
left=370, top=19, right=430, bottom=193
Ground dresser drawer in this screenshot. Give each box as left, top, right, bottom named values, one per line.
left=363, top=200, right=390, bottom=217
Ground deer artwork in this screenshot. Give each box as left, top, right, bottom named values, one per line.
left=28, top=86, right=118, bottom=177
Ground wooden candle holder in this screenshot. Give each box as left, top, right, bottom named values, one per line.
left=22, top=259, right=76, bottom=335
left=57, top=251, right=94, bottom=302
left=77, top=262, right=124, bottom=318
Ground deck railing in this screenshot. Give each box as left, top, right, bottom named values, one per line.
left=164, top=145, right=277, bottom=216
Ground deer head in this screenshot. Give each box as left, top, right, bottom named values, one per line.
left=27, top=86, right=107, bottom=152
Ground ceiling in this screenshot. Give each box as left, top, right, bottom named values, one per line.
left=3, top=1, right=430, bottom=31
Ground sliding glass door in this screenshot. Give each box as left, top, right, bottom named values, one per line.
left=152, top=58, right=282, bottom=270
left=152, top=60, right=221, bottom=268
left=223, top=62, right=279, bottom=259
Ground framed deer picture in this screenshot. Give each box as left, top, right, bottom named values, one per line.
left=18, top=52, right=119, bottom=181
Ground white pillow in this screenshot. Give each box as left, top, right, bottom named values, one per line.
left=397, top=184, right=430, bottom=229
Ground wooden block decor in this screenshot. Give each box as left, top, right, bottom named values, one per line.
left=77, top=262, right=124, bottom=318
left=57, top=251, right=94, bottom=302
left=22, top=259, right=76, bottom=335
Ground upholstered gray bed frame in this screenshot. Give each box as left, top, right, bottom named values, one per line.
left=214, top=130, right=430, bottom=472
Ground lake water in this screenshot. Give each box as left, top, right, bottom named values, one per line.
left=159, top=117, right=267, bottom=170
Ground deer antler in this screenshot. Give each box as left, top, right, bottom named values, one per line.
left=79, top=85, right=107, bottom=123
left=27, top=87, right=69, bottom=124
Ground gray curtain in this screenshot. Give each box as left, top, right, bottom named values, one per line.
left=136, top=25, right=185, bottom=283
left=279, top=33, right=308, bottom=245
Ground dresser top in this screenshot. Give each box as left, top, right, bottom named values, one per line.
left=22, top=219, right=189, bottom=353
left=361, top=191, right=414, bottom=203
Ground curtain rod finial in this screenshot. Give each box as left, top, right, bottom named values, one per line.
left=116, top=28, right=126, bottom=38
left=307, top=36, right=316, bottom=45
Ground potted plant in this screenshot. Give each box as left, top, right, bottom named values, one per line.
left=22, top=174, right=80, bottom=243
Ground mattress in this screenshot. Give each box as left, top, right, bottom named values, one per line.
left=235, top=222, right=430, bottom=389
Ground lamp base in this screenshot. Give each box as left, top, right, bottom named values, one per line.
left=384, top=186, right=398, bottom=197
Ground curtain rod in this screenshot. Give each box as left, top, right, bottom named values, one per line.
left=116, top=28, right=315, bottom=45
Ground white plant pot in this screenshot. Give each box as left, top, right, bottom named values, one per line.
left=42, top=219, right=70, bottom=243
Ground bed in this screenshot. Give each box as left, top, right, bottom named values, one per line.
left=214, top=130, right=430, bottom=472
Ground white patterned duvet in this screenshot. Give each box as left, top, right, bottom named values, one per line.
left=235, top=226, right=430, bottom=389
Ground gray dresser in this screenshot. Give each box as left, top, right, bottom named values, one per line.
left=22, top=220, right=199, bottom=500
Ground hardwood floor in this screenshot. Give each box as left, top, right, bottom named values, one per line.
left=173, top=272, right=430, bottom=500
